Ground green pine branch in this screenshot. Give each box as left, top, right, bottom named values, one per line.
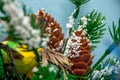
left=86, top=19, right=120, bottom=78
left=30, top=14, right=39, bottom=29
left=109, top=18, right=120, bottom=42
left=85, top=42, right=119, bottom=78
left=78, top=10, right=106, bottom=50
left=69, top=0, right=90, bottom=6
left=8, top=27, right=22, bottom=43
left=22, top=3, right=33, bottom=15
left=69, top=0, right=90, bottom=19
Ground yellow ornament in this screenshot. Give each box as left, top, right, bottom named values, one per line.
left=1, top=41, right=40, bottom=75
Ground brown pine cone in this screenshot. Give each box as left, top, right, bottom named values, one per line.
left=35, top=9, right=64, bottom=52
left=64, top=29, right=93, bottom=76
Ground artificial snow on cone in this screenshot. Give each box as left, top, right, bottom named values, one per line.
left=35, top=9, right=64, bottom=52
left=65, top=29, right=93, bottom=76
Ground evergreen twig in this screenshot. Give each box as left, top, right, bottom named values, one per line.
left=86, top=42, right=119, bottom=77
left=109, top=18, right=120, bottom=42
left=86, top=19, right=120, bottom=78
left=78, top=10, right=106, bottom=50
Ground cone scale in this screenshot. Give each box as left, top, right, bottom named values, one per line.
left=65, top=29, right=92, bottom=76
left=35, top=10, right=64, bottom=52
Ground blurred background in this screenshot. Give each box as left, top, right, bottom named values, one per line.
left=1, top=0, right=120, bottom=63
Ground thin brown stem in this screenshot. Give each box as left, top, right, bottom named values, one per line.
left=6, top=46, right=22, bottom=80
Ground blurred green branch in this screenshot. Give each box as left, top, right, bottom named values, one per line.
left=86, top=42, right=119, bottom=77
left=0, top=47, right=5, bottom=79
left=86, top=18, right=120, bottom=78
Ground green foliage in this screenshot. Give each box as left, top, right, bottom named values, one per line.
left=0, top=50, right=5, bottom=79
left=73, top=6, right=80, bottom=19
left=8, top=28, right=22, bottom=43
left=95, top=63, right=102, bottom=71
left=69, top=0, right=90, bottom=6
left=30, top=14, right=39, bottom=29
left=0, top=1, right=19, bottom=42
left=78, top=10, right=106, bottom=50
left=93, top=57, right=119, bottom=80
left=69, top=0, right=90, bottom=19
left=22, top=3, right=28, bottom=16
left=22, top=3, right=33, bottom=15
left=0, top=0, right=10, bottom=22
left=109, top=19, right=120, bottom=42
left=104, top=57, right=119, bottom=66
left=0, top=16, right=10, bottom=22
left=0, top=0, right=6, bottom=14
left=4, top=41, right=19, bottom=49
left=31, top=64, right=57, bottom=80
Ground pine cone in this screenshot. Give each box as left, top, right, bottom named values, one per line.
left=35, top=9, right=64, bottom=52
left=65, top=29, right=93, bottom=76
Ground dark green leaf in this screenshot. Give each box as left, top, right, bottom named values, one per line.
left=0, top=16, right=10, bottom=22
left=0, top=0, right=6, bottom=14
